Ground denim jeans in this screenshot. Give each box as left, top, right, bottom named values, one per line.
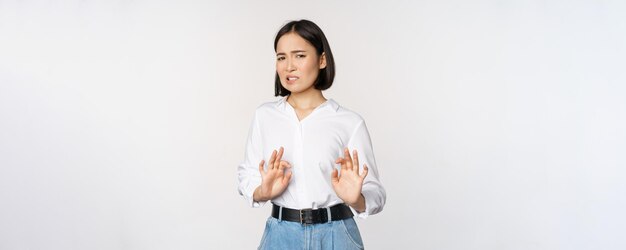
left=258, top=216, right=364, bottom=250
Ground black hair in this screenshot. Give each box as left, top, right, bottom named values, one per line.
left=273, top=19, right=335, bottom=97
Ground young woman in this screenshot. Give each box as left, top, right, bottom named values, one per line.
left=237, top=19, right=386, bottom=250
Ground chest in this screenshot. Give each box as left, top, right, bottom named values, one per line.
left=259, top=116, right=352, bottom=164
left=294, top=108, right=315, bottom=122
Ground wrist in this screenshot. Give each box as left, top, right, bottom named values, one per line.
left=253, top=186, right=269, bottom=202
left=347, top=194, right=366, bottom=213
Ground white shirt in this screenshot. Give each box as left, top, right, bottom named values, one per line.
left=237, top=96, right=386, bottom=218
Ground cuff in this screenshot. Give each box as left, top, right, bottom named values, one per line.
left=245, top=185, right=268, bottom=208
left=350, top=189, right=380, bottom=219
left=239, top=181, right=268, bottom=208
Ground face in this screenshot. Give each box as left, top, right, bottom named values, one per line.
left=276, top=32, right=326, bottom=94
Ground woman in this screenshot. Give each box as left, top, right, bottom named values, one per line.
left=237, top=19, right=386, bottom=250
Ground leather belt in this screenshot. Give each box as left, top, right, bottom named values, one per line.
left=271, top=203, right=354, bottom=225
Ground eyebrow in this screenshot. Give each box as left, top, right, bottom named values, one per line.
left=276, top=50, right=307, bottom=56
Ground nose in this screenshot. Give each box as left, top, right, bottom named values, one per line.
left=287, top=59, right=296, bottom=72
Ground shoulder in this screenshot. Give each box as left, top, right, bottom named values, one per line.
left=256, top=100, right=279, bottom=111
left=248, top=97, right=286, bottom=122
left=330, top=99, right=366, bottom=126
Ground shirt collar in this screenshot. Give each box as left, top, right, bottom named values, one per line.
left=276, top=96, right=339, bottom=112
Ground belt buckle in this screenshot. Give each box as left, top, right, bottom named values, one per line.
left=300, top=208, right=313, bottom=225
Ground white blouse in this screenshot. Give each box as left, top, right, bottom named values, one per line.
left=237, top=96, right=386, bottom=218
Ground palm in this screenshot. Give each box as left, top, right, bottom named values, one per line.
left=261, top=167, right=289, bottom=198
left=331, top=148, right=368, bottom=205
left=258, top=147, right=292, bottom=201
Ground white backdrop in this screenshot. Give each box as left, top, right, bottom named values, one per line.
left=1, top=0, right=625, bottom=249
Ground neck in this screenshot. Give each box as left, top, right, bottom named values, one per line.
left=287, top=88, right=326, bottom=109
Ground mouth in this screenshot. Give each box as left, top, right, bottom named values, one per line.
left=286, top=76, right=299, bottom=84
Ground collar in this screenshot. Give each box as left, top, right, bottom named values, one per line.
left=276, top=96, right=339, bottom=112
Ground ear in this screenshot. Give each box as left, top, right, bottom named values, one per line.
left=319, top=52, right=327, bottom=69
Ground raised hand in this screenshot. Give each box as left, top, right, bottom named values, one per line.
left=254, top=147, right=292, bottom=202
left=331, top=148, right=368, bottom=207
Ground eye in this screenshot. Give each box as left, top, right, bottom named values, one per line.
left=276, top=57, right=285, bottom=61
left=296, top=54, right=306, bottom=58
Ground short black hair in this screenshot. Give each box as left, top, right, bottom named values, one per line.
left=274, top=19, right=336, bottom=97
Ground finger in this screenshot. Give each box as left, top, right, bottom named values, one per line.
left=274, top=147, right=284, bottom=169
left=352, top=149, right=360, bottom=174
left=344, top=148, right=353, bottom=170
left=258, top=160, right=265, bottom=175
left=282, top=171, right=293, bottom=185
left=335, top=157, right=343, bottom=164
left=268, top=150, right=277, bottom=169
left=361, top=164, right=369, bottom=179
left=336, top=157, right=347, bottom=170
left=278, top=160, right=291, bottom=170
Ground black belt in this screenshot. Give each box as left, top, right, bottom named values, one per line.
left=271, top=203, right=354, bottom=225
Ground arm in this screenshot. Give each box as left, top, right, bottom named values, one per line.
left=237, top=111, right=292, bottom=207
left=237, top=111, right=266, bottom=207
left=346, top=120, right=386, bottom=218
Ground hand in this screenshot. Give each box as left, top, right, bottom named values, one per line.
left=254, top=147, right=292, bottom=202
left=331, top=148, right=368, bottom=207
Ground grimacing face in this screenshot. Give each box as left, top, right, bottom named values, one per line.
left=276, top=32, right=326, bottom=94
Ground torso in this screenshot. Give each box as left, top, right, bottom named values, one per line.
left=253, top=96, right=365, bottom=209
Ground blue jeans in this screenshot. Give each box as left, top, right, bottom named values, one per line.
left=258, top=216, right=365, bottom=250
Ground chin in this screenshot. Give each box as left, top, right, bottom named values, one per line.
left=281, top=82, right=313, bottom=95
left=281, top=84, right=299, bottom=94
left=287, top=88, right=308, bottom=94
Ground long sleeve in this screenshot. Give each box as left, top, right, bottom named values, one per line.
left=237, top=111, right=267, bottom=208
left=347, top=120, right=386, bottom=219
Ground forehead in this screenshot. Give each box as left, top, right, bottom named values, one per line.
left=276, top=33, right=315, bottom=53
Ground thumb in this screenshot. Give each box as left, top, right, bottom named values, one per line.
left=258, top=160, right=265, bottom=177
left=331, top=168, right=339, bottom=184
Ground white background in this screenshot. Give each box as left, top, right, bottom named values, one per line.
left=1, top=0, right=625, bottom=249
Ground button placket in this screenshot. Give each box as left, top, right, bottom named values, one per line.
left=287, top=104, right=306, bottom=201
left=295, top=121, right=306, bottom=199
